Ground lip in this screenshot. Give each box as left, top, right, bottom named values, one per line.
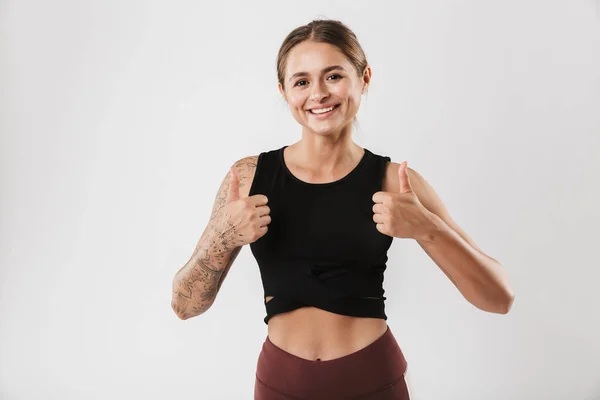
left=306, top=104, right=341, bottom=119
left=306, top=103, right=340, bottom=111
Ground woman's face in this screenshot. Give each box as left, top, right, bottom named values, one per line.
left=279, top=41, right=371, bottom=136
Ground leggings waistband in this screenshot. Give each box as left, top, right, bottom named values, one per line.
left=255, top=325, right=409, bottom=399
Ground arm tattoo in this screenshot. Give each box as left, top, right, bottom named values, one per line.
left=172, top=156, right=256, bottom=319
left=209, top=156, right=257, bottom=221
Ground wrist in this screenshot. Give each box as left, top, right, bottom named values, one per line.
left=204, top=217, right=239, bottom=253
left=416, top=211, right=446, bottom=243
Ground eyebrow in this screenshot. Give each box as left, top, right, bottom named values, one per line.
left=288, top=65, right=346, bottom=82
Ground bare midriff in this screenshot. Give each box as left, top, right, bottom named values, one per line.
left=265, top=296, right=388, bottom=362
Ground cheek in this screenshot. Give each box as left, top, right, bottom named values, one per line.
left=333, top=86, right=360, bottom=106
left=287, top=93, right=306, bottom=110
left=338, top=95, right=361, bottom=113
left=331, top=85, right=349, bottom=98
left=349, top=89, right=363, bottom=107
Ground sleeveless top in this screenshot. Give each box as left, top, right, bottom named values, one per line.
left=248, top=145, right=394, bottom=324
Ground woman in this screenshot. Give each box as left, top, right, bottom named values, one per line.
left=172, top=19, right=515, bottom=400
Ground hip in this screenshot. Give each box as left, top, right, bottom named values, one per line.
left=255, top=323, right=409, bottom=399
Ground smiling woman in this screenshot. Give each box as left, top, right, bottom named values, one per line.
left=249, top=20, right=415, bottom=399
left=275, top=23, right=371, bottom=138
left=172, top=17, right=512, bottom=400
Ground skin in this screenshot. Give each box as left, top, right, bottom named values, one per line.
left=171, top=158, right=257, bottom=319
left=173, top=41, right=389, bottom=355
left=266, top=41, right=393, bottom=360
left=276, top=41, right=371, bottom=182
left=174, top=41, right=511, bottom=377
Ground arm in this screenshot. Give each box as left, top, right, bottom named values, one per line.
left=171, top=223, right=242, bottom=320
left=379, top=161, right=514, bottom=314
left=408, top=166, right=515, bottom=314
left=171, top=157, right=254, bottom=320
left=416, top=212, right=514, bottom=314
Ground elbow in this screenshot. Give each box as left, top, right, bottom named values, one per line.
left=472, top=287, right=515, bottom=315
left=171, top=300, right=189, bottom=320
left=496, top=288, right=515, bottom=315
left=171, top=276, right=217, bottom=320
left=171, top=300, right=196, bottom=320
left=171, top=298, right=213, bottom=320
left=171, top=286, right=190, bottom=320
left=172, top=304, right=190, bottom=320
left=504, top=290, right=516, bottom=314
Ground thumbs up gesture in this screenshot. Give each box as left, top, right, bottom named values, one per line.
left=217, top=166, right=271, bottom=247
left=372, top=161, right=435, bottom=240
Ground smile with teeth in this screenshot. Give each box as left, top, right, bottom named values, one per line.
left=309, top=104, right=340, bottom=114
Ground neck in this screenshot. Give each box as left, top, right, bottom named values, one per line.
left=288, top=130, right=363, bottom=174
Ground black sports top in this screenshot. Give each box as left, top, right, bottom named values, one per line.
left=248, top=145, right=394, bottom=324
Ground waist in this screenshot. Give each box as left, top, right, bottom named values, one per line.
left=267, top=307, right=389, bottom=361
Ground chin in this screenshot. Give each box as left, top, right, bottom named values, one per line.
left=306, top=124, right=339, bottom=135
left=311, top=120, right=354, bottom=134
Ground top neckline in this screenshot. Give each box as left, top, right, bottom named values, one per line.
left=279, top=145, right=370, bottom=187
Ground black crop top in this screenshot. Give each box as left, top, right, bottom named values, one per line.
left=248, top=145, right=394, bottom=324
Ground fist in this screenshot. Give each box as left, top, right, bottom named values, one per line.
left=217, top=166, right=271, bottom=247
left=372, top=161, right=432, bottom=240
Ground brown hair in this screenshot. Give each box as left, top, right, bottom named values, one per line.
left=276, top=19, right=368, bottom=90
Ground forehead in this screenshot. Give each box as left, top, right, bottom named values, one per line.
left=285, top=41, right=352, bottom=75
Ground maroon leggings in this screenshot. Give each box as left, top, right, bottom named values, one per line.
left=254, top=325, right=410, bottom=399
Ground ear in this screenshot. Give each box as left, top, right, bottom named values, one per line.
left=362, top=65, right=372, bottom=93
left=278, top=82, right=286, bottom=100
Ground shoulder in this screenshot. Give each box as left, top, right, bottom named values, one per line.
left=382, top=161, right=422, bottom=194
left=381, top=160, right=488, bottom=254
left=382, top=160, right=447, bottom=223
left=232, top=155, right=259, bottom=198
left=232, top=147, right=284, bottom=197
left=382, top=161, right=435, bottom=214
left=233, top=155, right=259, bottom=171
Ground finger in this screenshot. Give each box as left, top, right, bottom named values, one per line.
left=372, top=191, right=389, bottom=204
left=398, top=161, right=413, bottom=194
left=372, top=203, right=387, bottom=215
left=226, top=166, right=240, bottom=203
left=373, top=213, right=386, bottom=224
left=256, top=205, right=270, bottom=216
left=259, top=215, right=271, bottom=226
left=249, top=194, right=269, bottom=207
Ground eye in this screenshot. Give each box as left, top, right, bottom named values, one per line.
left=294, top=80, right=308, bottom=87
left=294, top=74, right=343, bottom=87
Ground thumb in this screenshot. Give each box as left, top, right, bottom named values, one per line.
left=226, top=166, right=240, bottom=203
left=397, top=161, right=413, bottom=194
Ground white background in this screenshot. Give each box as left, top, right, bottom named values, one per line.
left=1, top=1, right=599, bottom=399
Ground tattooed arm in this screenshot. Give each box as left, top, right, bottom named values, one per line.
left=171, top=156, right=258, bottom=320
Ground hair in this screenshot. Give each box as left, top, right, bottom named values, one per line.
left=276, top=19, right=368, bottom=90
left=276, top=19, right=369, bottom=134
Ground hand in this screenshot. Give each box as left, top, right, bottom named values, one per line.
left=372, top=161, right=434, bottom=240
left=216, top=166, right=271, bottom=247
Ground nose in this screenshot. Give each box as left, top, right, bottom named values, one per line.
left=309, top=80, right=329, bottom=101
